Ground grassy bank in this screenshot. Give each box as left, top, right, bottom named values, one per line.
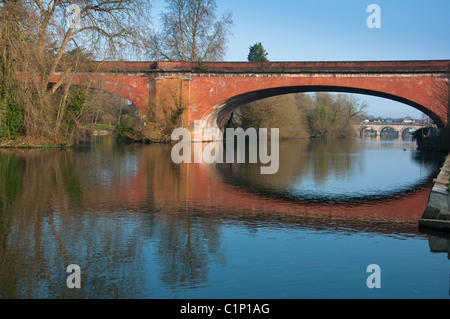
left=0, top=136, right=71, bottom=149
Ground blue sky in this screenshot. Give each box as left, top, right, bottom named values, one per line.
left=150, top=0, right=450, bottom=118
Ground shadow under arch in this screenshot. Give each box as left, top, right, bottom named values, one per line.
left=207, top=85, right=444, bottom=129
left=380, top=127, right=397, bottom=133
left=360, top=126, right=376, bottom=137
left=401, top=127, right=417, bottom=139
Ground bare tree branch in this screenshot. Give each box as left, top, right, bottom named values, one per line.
left=149, top=0, right=233, bottom=62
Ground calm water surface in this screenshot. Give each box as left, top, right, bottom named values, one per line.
left=0, top=137, right=448, bottom=299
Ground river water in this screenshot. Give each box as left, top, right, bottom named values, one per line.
left=0, top=136, right=448, bottom=299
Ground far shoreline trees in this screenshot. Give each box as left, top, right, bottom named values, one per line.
left=228, top=92, right=368, bottom=139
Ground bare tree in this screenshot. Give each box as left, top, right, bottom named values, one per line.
left=306, top=93, right=367, bottom=138
left=236, top=94, right=309, bottom=139
left=148, top=0, right=233, bottom=62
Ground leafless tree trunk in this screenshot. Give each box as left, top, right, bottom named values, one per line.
left=147, top=0, right=233, bottom=62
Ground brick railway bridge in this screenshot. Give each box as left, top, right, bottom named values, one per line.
left=50, top=60, right=449, bottom=136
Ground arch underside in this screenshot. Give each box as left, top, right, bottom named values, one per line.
left=380, top=127, right=397, bottom=133
left=80, top=78, right=143, bottom=108
left=49, top=75, right=149, bottom=110
left=207, top=85, right=445, bottom=129
left=51, top=83, right=137, bottom=107
left=401, top=127, right=416, bottom=138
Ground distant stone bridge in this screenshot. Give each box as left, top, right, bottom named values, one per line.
left=359, top=122, right=425, bottom=138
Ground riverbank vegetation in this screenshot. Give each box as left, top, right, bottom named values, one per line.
left=0, top=0, right=234, bottom=147
left=0, top=0, right=150, bottom=147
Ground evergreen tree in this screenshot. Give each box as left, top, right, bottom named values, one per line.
left=247, top=42, right=269, bottom=62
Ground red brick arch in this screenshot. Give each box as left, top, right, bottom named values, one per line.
left=202, top=84, right=445, bottom=129
left=189, top=74, right=447, bottom=129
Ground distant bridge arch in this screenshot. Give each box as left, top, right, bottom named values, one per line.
left=359, top=123, right=425, bottom=138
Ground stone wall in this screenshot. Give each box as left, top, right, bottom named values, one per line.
left=420, top=153, right=450, bottom=231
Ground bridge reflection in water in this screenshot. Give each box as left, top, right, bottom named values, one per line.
left=60, top=137, right=440, bottom=233
left=0, top=137, right=446, bottom=298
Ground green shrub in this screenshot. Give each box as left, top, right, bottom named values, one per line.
left=0, top=90, right=23, bottom=141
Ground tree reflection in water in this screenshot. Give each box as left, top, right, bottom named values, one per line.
left=0, top=137, right=444, bottom=298
left=0, top=143, right=225, bottom=298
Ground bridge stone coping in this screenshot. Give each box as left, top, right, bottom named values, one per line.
left=158, top=61, right=449, bottom=75
left=71, top=60, right=450, bottom=74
